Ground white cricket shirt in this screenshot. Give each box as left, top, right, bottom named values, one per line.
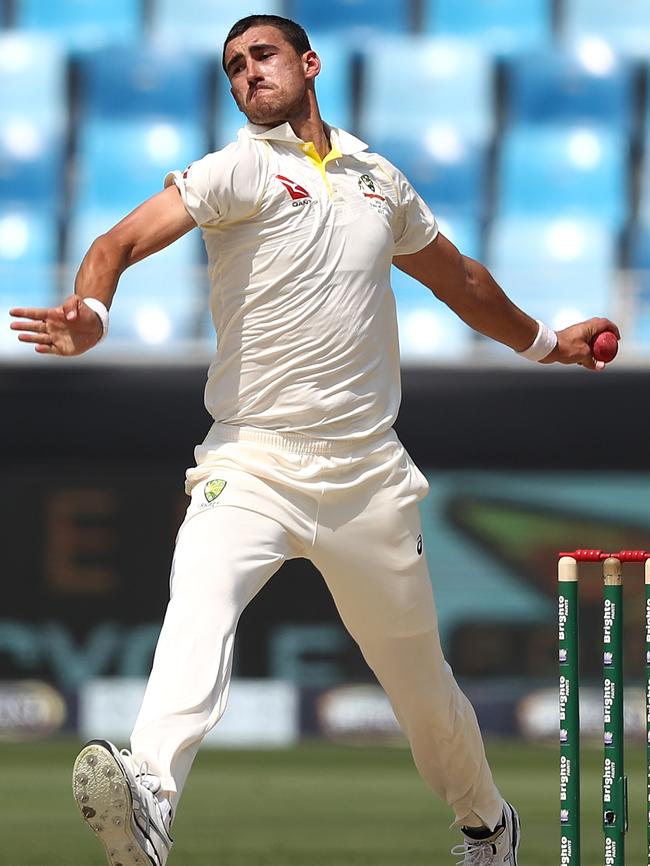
left=166, top=122, right=438, bottom=445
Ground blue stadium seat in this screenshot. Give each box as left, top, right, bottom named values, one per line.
left=66, top=207, right=205, bottom=343
left=15, top=0, right=142, bottom=52
left=289, top=0, right=411, bottom=35
left=638, top=145, right=650, bottom=223
left=631, top=223, right=650, bottom=274
left=0, top=35, right=66, bottom=212
left=0, top=122, right=64, bottom=212
left=0, top=208, right=60, bottom=355
left=0, top=35, right=67, bottom=130
left=505, top=48, right=636, bottom=131
left=73, top=120, right=207, bottom=212
left=215, top=37, right=354, bottom=147
left=563, top=0, right=650, bottom=60
left=214, top=81, right=247, bottom=150
left=487, top=217, right=616, bottom=328
left=151, top=0, right=284, bottom=52
left=0, top=209, right=59, bottom=296
left=391, top=266, right=473, bottom=361
left=629, top=223, right=650, bottom=347
left=645, top=74, right=650, bottom=131
left=78, top=47, right=211, bottom=124
left=497, top=126, right=628, bottom=230
left=425, top=0, right=551, bottom=58
left=360, top=38, right=494, bottom=144
left=372, top=136, right=488, bottom=219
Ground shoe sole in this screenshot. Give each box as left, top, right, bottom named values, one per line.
left=72, top=743, right=156, bottom=866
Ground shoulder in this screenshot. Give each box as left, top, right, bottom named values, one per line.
left=169, top=130, right=270, bottom=226
left=188, top=130, right=268, bottom=181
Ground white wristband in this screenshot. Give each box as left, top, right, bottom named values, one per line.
left=82, top=297, right=109, bottom=341
left=516, top=319, right=557, bottom=362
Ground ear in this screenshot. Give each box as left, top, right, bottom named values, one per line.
left=303, top=50, right=321, bottom=81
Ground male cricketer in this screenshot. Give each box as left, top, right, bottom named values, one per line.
left=11, top=13, right=619, bottom=866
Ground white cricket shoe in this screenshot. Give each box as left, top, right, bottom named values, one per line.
left=72, top=739, right=173, bottom=866
left=451, top=803, right=520, bottom=865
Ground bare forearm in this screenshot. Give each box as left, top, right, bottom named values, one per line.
left=451, top=256, right=537, bottom=352
left=9, top=186, right=196, bottom=356
left=394, top=234, right=538, bottom=352
left=73, top=187, right=196, bottom=309
left=394, top=233, right=620, bottom=371
left=74, top=234, right=130, bottom=309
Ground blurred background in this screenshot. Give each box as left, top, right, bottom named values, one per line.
left=2, top=2, right=650, bottom=864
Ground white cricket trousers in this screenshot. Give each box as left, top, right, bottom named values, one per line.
left=130, top=423, right=504, bottom=830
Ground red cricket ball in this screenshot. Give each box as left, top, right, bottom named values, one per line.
left=592, top=331, right=619, bottom=363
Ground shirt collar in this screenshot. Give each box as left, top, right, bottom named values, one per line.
left=245, top=121, right=368, bottom=156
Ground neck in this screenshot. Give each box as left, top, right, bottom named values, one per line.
left=289, top=115, right=330, bottom=159
left=263, top=91, right=331, bottom=159
left=288, top=90, right=330, bottom=157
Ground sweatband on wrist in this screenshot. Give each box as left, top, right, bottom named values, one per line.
left=516, top=320, right=557, bottom=362
left=82, top=297, right=109, bottom=341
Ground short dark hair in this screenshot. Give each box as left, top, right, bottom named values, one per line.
left=222, top=15, right=311, bottom=72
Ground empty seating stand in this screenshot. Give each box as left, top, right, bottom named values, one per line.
left=424, top=0, right=551, bottom=57
left=77, top=46, right=212, bottom=125
left=151, top=0, right=284, bottom=52
left=488, top=216, right=616, bottom=329
left=497, top=126, right=628, bottom=231
left=360, top=38, right=494, bottom=145
left=289, top=0, right=412, bottom=36
left=505, top=47, right=636, bottom=132
left=15, top=0, right=142, bottom=52
left=563, top=0, right=650, bottom=60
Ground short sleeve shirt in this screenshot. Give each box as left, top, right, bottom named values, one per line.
left=166, top=122, right=438, bottom=445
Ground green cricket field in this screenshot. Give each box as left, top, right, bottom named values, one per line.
left=2, top=738, right=646, bottom=865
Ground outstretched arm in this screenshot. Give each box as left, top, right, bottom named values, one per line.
left=10, top=185, right=195, bottom=355
left=394, top=232, right=620, bottom=371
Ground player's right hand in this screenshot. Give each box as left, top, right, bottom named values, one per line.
left=10, top=294, right=104, bottom=356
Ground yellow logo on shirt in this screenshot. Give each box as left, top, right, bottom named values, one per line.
left=204, top=479, right=227, bottom=502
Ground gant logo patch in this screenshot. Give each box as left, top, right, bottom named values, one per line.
left=276, top=175, right=311, bottom=201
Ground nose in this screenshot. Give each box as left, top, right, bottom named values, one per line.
left=246, top=59, right=264, bottom=84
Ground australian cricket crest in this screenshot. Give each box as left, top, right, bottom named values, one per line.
left=204, top=479, right=227, bottom=503
left=358, top=172, right=387, bottom=215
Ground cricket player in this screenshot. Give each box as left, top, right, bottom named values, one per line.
left=11, top=14, right=619, bottom=866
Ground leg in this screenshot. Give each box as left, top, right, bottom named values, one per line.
left=130, top=503, right=296, bottom=810
left=312, top=490, right=504, bottom=831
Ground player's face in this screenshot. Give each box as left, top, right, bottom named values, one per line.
left=224, top=25, right=318, bottom=126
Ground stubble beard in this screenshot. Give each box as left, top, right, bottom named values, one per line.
left=239, top=87, right=307, bottom=128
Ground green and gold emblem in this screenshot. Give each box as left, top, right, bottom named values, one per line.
left=204, top=479, right=227, bottom=503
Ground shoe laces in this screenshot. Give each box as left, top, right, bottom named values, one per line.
left=119, top=750, right=161, bottom=792
left=119, top=749, right=159, bottom=837
left=450, top=840, right=498, bottom=866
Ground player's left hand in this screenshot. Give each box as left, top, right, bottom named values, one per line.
left=540, top=317, right=620, bottom=371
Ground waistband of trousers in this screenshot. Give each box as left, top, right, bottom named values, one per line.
left=207, top=422, right=392, bottom=457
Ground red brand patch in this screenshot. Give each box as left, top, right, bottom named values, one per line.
left=276, top=175, right=310, bottom=200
